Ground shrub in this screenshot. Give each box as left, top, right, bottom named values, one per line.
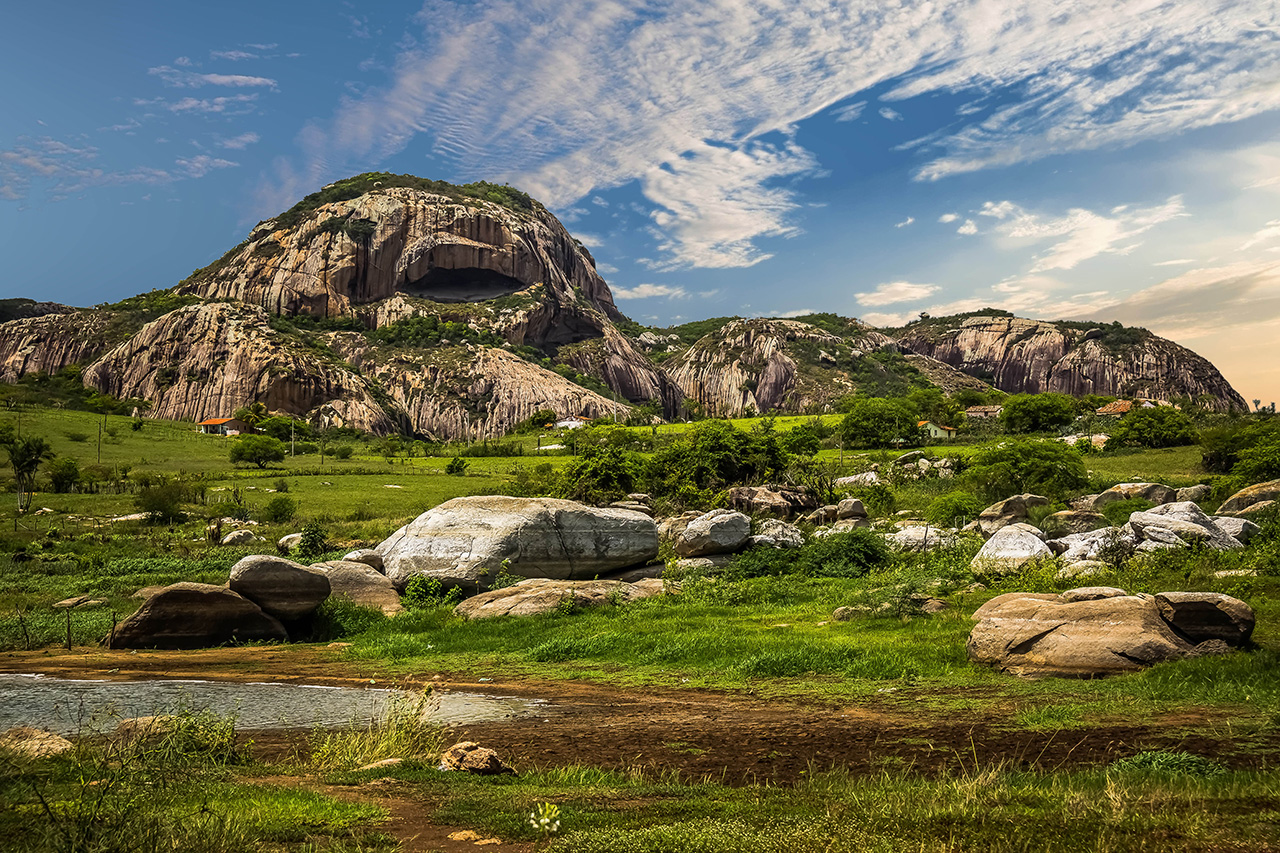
left=332, top=445, right=355, bottom=460
left=728, top=529, right=891, bottom=579
left=1000, top=393, right=1078, bottom=433
left=962, top=438, right=1089, bottom=501
left=1107, top=406, right=1198, bottom=448
left=557, top=443, right=640, bottom=503
left=1200, top=417, right=1280, bottom=473
left=229, top=435, right=286, bottom=468
left=64, top=430, right=90, bottom=443
left=845, top=482, right=897, bottom=518
left=295, top=521, right=327, bottom=561
left=402, top=575, right=465, bottom=608
left=47, top=457, right=82, bottom=493
left=260, top=495, right=297, bottom=524
left=444, top=456, right=469, bottom=476
left=136, top=483, right=187, bottom=523
left=925, top=492, right=985, bottom=527
left=839, top=397, right=922, bottom=448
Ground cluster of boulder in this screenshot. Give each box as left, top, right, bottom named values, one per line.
left=969, top=587, right=1254, bottom=678
left=832, top=450, right=958, bottom=488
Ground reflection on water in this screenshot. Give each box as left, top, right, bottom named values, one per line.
left=0, top=673, right=547, bottom=735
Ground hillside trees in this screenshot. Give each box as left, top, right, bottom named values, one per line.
left=839, top=398, right=921, bottom=448
left=1000, top=393, right=1077, bottom=433
left=229, top=435, right=286, bottom=469
left=962, top=438, right=1088, bottom=501
left=1107, top=407, right=1198, bottom=449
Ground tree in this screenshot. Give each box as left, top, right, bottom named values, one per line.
left=257, top=416, right=312, bottom=443
left=136, top=483, right=187, bottom=523
left=839, top=398, right=921, bottom=448
left=229, top=435, right=286, bottom=469
left=961, top=438, right=1088, bottom=501
left=47, top=457, right=81, bottom=493
left=233, top=401, right=269, bottom=426
left=0, top=429, right=55, bottom=511
left=1107, top=406, right=1198, bottom=449
left=999, top=393, right=1078, bottom=434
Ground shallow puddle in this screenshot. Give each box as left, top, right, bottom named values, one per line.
left=0, top=673, right=548, bottom=735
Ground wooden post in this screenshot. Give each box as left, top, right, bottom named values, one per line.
left=110, top=611, right=117, bottom=648
left=65, top=608, right=72, bottom=650
left=15, top=607, right=30, bottom=651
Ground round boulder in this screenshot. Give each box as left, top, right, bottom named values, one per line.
left=221, top=529, right=257, bottom=546
left=341, top=549, right=385, bottom=572
left=1155, top=592, right=1255, bottom=645
left=453, top=578, right=665, bottom=620
left=312, top=560, right=403, bottom=616
left=0, top=726, right=73, bottom=759
left=108, top=582, right=287, bottom=649
left=674, top=509, right=751, bottom=558
left=1218, top=479, right=1280, bottom=515
left=229, top=555, right=331, bottom=621
left=277, top=533, right=303, bottom=553
left=1042, top=510, right=1110, bottom=537
left=971, top=523, right=1051, bottom=573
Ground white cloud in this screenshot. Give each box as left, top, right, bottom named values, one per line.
left=856, top=281, right=939, bottom=306
left=138, top=94, right=260, bottom=114
left=861, top=310, right=914, bottom=327
left=148, top=65, right=276, bottom=88
left=574, top=232, right=603, bottom=248
left=1154, top=258, right=1197, bottom=266
left=595, top=261, right=619, bottom=274
left=764, top=308, right=815, bottom=318
left=957, top=219, right=978, bottom=235
left=590, top=195, right=609, bottom=207
left=990, top=195, right=1187, bottom=271
left=894, top=216, right=914, bottom=228
left=1240, top=219, right=1280, bottom=251
left=878, top=107, right=903, bottom=121
left=246, top=43, right=278, bottom=51
left=175, top=155, right=238, bottom=178
left=611, top=283, right=688, bottom=300
left=274, top=0, right=1280, bottom=269
left=938, top=213, right=958, bottom=223
left=833, top=101, right=866, bottom=122
left=211, top=50, right=258, bottom=61
left=218, top=132, right=261, bottom=150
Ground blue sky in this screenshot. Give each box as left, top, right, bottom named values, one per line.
left=3, top=1, right=1280, bottom=404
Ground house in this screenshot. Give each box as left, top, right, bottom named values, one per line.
left=198, top=417, right=252, bottom=436
left=554, top=415, right=592, bottom=430
left=1095, top=400, right=1133, bottom=417
left=919, top=420, right=957, bottom=440
left=965, top=405, right=1003, bottom=419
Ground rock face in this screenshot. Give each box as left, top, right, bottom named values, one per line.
left=0, top=312, right=122, bottom=383
left=453, top=577, right=665, bottom=619
left=896, top=313, right=1246, bottom=411
left=969, top=588, right=1254, bottom=677
left=108, top=583, right=287, bottom=649
left=674, top=509, right=752, bottom=558
left=313, top=560, right=403, bottom=616
left=229, top=555, right=331, bottom=620
left=1128, top=503, right=1243, bottom=551
left=377, top=496, right=659, bottom=590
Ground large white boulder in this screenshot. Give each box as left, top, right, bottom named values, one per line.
left=377, top=496, right=658, bottom=590
left=1128, top=502, right=1242, bottom=551
left=971, top=523, right=1052, bottom=573
left=229, top=555, right=332, bottom=620
left=674, top=509, right=751, bottom=557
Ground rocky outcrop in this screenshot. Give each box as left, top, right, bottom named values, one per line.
left=559, top=325, right=684, bottom=413
left=108, top=582, right=288, bottom=649
left=1219, top=479, right=1280, bottom=515
left=896, top=314, right=1246, bottom=412
left=453, top=577, right=665, bottom=619
left=377, top=496, right=659, bottom=590
left=968, top=494, right=1050, bottom=538
left=0, top=312, right=121, bottom=383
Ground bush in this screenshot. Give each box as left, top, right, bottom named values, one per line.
left=332, top=445, right=355, bottom=460
left=65, top=430, right=90, bottom=443
left=845, top=482, right=897, bottom=518
left=47, top=457, right=81, bottom=493
left=445, top=456, right=469, bottom=476
left=1000, top=393, right=1078, bottom=433
left=728, top=529, right=891, bottom=579
left=839, top=398, right=922, bottom=448
left=229, top=435, right=286, bottom=468
left=962, top=438, right=1089, bottom=501
left=1107, top=406, right=1198, bottom=448
left=295, top=521, right=327, bottom=561
left=136, top=483, right=187, bottom=523
left=1200, top=417, right=1280, bottom=473
left=925, top=492, right=985, bottom=527
left=402, top=575, right=464, bottom=608
left=557, top=443, right=640, bottom=503
left=260, top=495, right=297, bottom=524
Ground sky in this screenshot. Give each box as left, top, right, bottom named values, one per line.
left=2, top=1, right=1279, bottom=405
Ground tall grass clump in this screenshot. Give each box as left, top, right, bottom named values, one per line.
left=308, top=691, right=443, bottom=771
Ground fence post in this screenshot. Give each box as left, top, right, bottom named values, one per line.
left=65, top=608, right=72, bottom=651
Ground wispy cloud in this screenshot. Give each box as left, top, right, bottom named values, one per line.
left=1154, top=258, right=1197, bottom=266
left=175, top=155, right=239, bottom=178
left=833, top=101, right=866, bottom=122
left=218, top=132, right=261, bottom=150
left=210, top=50, right=258, bottom=61
left=0, top=136, right=173, bottom=200
left=1240, top=219, right=1280, bottom=251
left=878, top=107, right=903, bottom=121
left=612, top=283, right=688, bottom=300
left=894, top=216, right=914, bottom=228
left=938, top=213, right=958, bottom=223
left=986, top=196, right=1187, bottom=271
left=148, top=65, right=277, bottom=88
left=137, top=94, right=260, bottom=114
left=274, top=0, right=1280, bottom=270
left=856, top=281, right=940, bottom=306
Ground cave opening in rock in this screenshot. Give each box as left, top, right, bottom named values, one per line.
left=401, top=267, right=528, bottom=303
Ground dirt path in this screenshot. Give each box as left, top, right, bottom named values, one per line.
left=4, top=646, right=1274, bottom=785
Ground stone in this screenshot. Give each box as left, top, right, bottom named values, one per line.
left=220, top=529, right=257, bottom=546
left=674, top=509, right=751, bottom=557
left=1176, top=484, right=1211, bottom=504
left=312, top=560, right=403, bottom=616
left=605, top=563, right=665, bottom=583
left=968, top=593, right=1193, bottom=678
left=113, top=715, right=178, bottom=744
left=920, top=598, right=949, bottom=614
left=805, top=505, right=839, bottom=525
left=834, top=471, right=880, bottom=487
left=52, top=595, right=92, bottom=610
left=1129, top=504, right=1243, bottom=551
left=1059, top=586, right=1128, bottom=603
left=108, top=583, right=287, bottom=649
left=749, top=519, right=804, bottom=550
left=1041, top=510, right=1110, bottom=537
left=832, top=606, right=861, bottom=621
left=1087, top=482, right=1177, bottom=508
left=1154, top=592, right=1255, bottom=645
left=971, top=523, right=1052, bottom=573
left=609, top=500, right=654, bottom=517
left=342, top=549, right=385, bottom=571
left=1236, top=499, right=1276, bottom=518
left=970, top=494, right=1051, bottom=538
left=357, top=757, right=404, bottom=771
left=277, top=533, right=303, bottom=553
left=229, top=555, right=331, bottom=621
left=894, top=450, right=925, bottom=465
left=0, top=726, right=73, bottom=759
left=728, top=484, right=816, bottom=518
left=1218, top=479, right=1280, bottom=515
left=886, top=526, right=957, bottom=553
left=454, top=578, right=665, bottom=619
left=836, top=498, right=867, bottom=520
left=1047, top=527, right=1128, bottom=565
left=377, top=496, right=659, bottom=590
left=657, top=511, right=703, bottom=545
left=439, top=741, right=514, bottom=774
left=1213, top=516, right=1261, bottom=544
left=673, top=555, right=735, bottom=573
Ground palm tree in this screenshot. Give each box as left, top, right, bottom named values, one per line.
left=2, top=435, right=55, bottom=512
left=234, top=401, right=269, bottom=426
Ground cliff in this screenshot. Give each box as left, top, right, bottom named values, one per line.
left=895, top=313, right=1247, bottom=411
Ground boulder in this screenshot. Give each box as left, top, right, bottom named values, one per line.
left=673, top=555, right=736, bottom=573
left=834, top=471, right=880, bottom=487
left=968, top=592, right=1192, bottom=677
left=113, top=716, right=178, bottom=744
left=277, top=533, right=303, bottom=553
left=886, top=526, right=957, bottom=553
left=342, top=549, right=385, bottom=572
left=454, top=578, right=665, bottom=619
left=1090, top=482, right=1177, bottom=508
left=674, top=509, right=751, bottom=557
left=1213, top=516, right=1261, bottom=544
left=1176, top=484, right=1211, bottom=504
left=1218, top=479, right=1280, bottom=515
left=1047, top=527, right=1128, bottom=564
left=749, top=519, right=804, bottom=550
left=836, top=498, right=867, bottom=520
left=312, top=560, right=403, bottom=616
left=728, top=484, right=816, bottom=518
left=1154, top=592, right=1255, bottom=645
left=229, top=555, right=331, bottom=620
left=1059, top=586, right=1127, bottom=603
left=377, top=496, right=659, bottom=590
left=439, top=741, right=514, bottom=774
left=220, top=529, right=257, bottom=546
left=0, top=726, right=73, bottom=759
left=1042, top=510, right=1110, bottom=537
left=971, top=523, right=1052, bottom=573
left=1129, top=503, right=1243, bottom=551
left=1236, top=499, right=1276, bottom=518
left=609, top=500, right=654, bottom=517
left=108, top=583, right=287, bottom=649
left=894, top=450, right=926, bottom=465
left=656, top=511, right=702, bottom=545
left=805, top=505, right=839, bottom=525
left=969, top=494, right=1050, bottom=538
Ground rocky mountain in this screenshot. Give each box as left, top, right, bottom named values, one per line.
left=894, top=311, right=1246, bottom=411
